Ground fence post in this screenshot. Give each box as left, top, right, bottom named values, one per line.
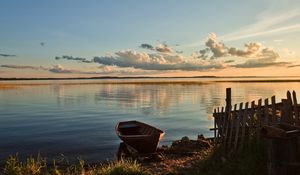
left=224, top=106, right=232, bottom=144
left=213, top=108, right=217, bottom=143
left=287, top=91, right=294, bottom=124
left=257, top=99, right=262, bottom=141
left=271, top=96, right=276, bottom=124
left=292, top=91, right=299, bottom=126
left=264, top=98, right=269, bottom=125
left=226, top=88, right=232, bottom=113
left=241, top=102, right=249, bottom=148
left=228, top=104, right=237, bottom=148
left=234, top=103, right=243, bottom=150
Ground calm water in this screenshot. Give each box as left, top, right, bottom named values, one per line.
left=1, top=79, right=300, bottom=163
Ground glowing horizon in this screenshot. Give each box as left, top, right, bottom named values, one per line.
left=1, top=0, right=300, bottom=78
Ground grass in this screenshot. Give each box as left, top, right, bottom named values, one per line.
left=2, top=155, right=149, bottom=175
left=1, top=140, right=268, bottom=175
left=172, top=140, right=268, bottom=175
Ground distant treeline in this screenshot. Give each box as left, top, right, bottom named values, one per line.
left=1, top=76, right=300, bottom=81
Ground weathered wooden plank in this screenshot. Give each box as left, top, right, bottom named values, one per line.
left=271, top=96, right=277, bottom=124
left=225, top=88, right=231, bottom=113
left=213, top=109, right=217, bottom=142
left=292, top=91, right=299, bottom=126
left=241, top=102, right=249, bottom=146
left=257, top=99, right=262, bottom=141
left=264, top=98, right=269, bottom=125
left=286, top=91, right=294, bottom=124
left=216, top=107, right=221, bottom=139
left=221, top=110, right=227, bottom=142
left=249, top=101, right=256, bottom=136
left=281, top=99, right=288, bottom=124
left=219, top=106, right=224, bottom=139
left=224, top=105, right=232, bottom=146
left=223, top=88, right=231, bottom=144
left=234, top=103, right=243, bottom=150
left=228, top=104, right=237, bottom=148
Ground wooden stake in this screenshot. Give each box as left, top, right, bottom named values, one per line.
left=271, top=96, right=276, bottom=124
left=249, top=101, right=256, bottom=137
left=213, top=109, right=217, bottom=142
left=287, top=91, right=293, bottom=124
left=264, top=98, right=269, bottom=125
left=241, top=102, right=249, bottom=147
left=228, top=104, right=237, bottom=148
left=257, top=99, right=262, bottom=141
left=234, top=103, right=243, bottom=150
left=292, top=91, right=299, bottom=126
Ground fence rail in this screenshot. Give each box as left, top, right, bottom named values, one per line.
left=212, top=88, right=300, bottom=150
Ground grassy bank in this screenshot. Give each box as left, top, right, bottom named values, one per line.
left=172, top=141, right=268, bottom=175
left=2, top=156, right=149, bottom=175
left=1, top=141, right=267, bottom=175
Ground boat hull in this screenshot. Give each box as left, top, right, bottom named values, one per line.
left=116, top=121, right=164, bottom=153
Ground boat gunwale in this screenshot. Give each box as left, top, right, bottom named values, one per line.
left=115, top=120, right=165, bottom=138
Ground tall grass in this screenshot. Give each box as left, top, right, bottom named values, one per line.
left=2, top=140, right=268, bottom=175
left=178, top=140, right=268, bottom=175
left=2, top=155, right=149, bottom=175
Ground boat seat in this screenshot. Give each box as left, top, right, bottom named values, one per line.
left=119, top=123, right=139, bottom=129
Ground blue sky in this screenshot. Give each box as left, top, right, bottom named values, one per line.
left=1, top=0, right=300, bottom=77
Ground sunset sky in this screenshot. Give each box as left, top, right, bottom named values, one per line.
left=1, top=0, right=300, bottom=78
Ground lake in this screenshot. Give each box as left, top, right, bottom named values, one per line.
left=1, top=78, right=300, bottom=163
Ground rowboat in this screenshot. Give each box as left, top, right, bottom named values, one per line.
left=115, top=120, right=165, bottom=153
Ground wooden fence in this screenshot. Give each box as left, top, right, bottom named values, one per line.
left=212, top=88, right=300, bottom=150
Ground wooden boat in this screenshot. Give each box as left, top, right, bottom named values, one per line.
left=115, top=120, right=165, bottom=153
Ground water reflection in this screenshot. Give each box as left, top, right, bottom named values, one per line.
left=52, top=84, right=90, bottom=107
left=94, top=84, right=223, bottom=116
left=1, top=80, right=300, bottom=163
left=48, top=82, right=300, bottom=117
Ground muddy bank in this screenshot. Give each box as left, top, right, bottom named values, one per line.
left=117, top=135, right=213, bottom=174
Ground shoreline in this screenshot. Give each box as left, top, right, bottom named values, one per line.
left=1, top=79, right=300, bottom=88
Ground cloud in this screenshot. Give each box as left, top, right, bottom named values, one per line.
left=98, top=65, right=156, bottom=75
left=54, top=32, right=293, bottom=71
left=93, top=50, right=225, bottom=71
left=140, top=43, right=154, bottom=50
left=1, top=64, right=89, bottom=74
left=140, top=43, right=173, bottom=53
left=196, top=33, right=292, bottom=68
left=0, top=53, right=16, bottom=57
left=224, top=60, right=235, bottom=63
left=155, top=43, right=172, bottom=53
left=231, top=46, right=291, bottom=68
left=55, top=55, right=92, bottom=63
left=1, top=64, right=47, bottom=70
left=287, top=64, right=300, bottom=68
left=203, top=33, right=227, bottom=59
left=183, top=4, right=300, bottom=48
left=228, top=42, right=262, bottom=57
left=1, top=64, right=156, bottom=75
left=233, top=60, right=290, bottom=68
left=199, top=33, right=279, bottom=59
left=219, top=8, right=300, bottom=41
left=48, top=64, right=86, bottom=74
left=282, top=48, right=296, bottom=56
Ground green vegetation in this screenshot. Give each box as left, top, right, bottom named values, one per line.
left=172, top=140, right=268, bottom=175
left=2, top=155, right=149, bottom=175
left=1, top=141, right=268, bottom=175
